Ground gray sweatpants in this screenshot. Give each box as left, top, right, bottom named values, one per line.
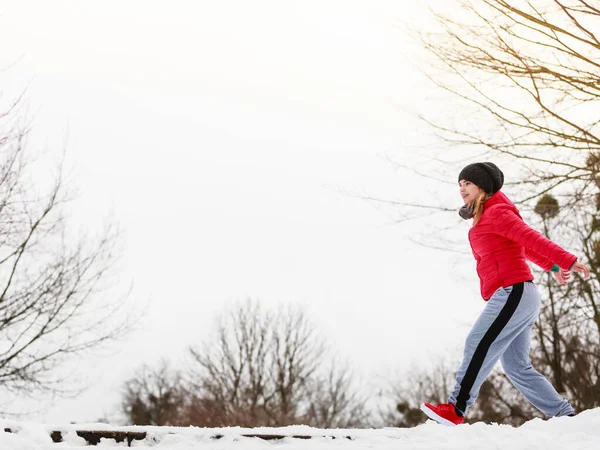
left=448, top=281, right=574, bottom=417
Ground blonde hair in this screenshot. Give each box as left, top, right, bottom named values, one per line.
left=471, top=191, right=489, bottom=224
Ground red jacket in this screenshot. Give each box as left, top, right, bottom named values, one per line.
left=469, top=191, right=577, bottom=300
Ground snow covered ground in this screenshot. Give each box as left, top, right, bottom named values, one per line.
left=2, top=408, right=600, bottom=449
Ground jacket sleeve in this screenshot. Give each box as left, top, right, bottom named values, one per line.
left=491, top=205, right=577, bottom=271
left=524, top=247, right=554, bottom=271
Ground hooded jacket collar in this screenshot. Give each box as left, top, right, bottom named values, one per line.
left=483, top=190, right=514, bottom=211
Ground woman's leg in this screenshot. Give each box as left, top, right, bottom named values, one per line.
left=501, top=325, right=574, bottom=417
left=448, top=282, right=539, bottom=415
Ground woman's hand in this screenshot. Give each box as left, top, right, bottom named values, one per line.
left=553, top=269, right=571, bottom=285
left=571, top=261, right=591, bottom=280
left=553, top=262, right=590, bottom=284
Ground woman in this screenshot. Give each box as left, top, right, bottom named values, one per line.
left=420, top=162, right=590, bottom=426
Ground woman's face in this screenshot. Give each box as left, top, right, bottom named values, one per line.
left=459, top=180, right=482, bottom=204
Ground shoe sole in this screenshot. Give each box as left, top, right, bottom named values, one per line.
left=420, top=403, right=459, bottom=427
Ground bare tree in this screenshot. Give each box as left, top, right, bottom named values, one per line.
left=122, top=360, right=187, bottom=426
left=186, top=299, right=370, bottom=428
left=0, top=95, right=129, bottom=396
left=187, top=300, right=274, bottom=427
left=303, top=361, right=370, bottom=428
left=415, top=0, right=599, bottom=200
left=358, top=1, right=600, bottom=229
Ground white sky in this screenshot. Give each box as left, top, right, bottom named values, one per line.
left=0, top=0, right=491, bottom=422
left=2, top=410, right=600, bottom=449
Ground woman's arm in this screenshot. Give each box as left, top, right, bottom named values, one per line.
left=491, top=205, right=577, bottom=270
left=524, top=247, right=554, bottom=271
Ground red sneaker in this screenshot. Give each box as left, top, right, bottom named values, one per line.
left=420, top=403, right=464, bottom=426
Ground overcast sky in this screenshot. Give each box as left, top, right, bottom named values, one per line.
left=0, top=0, right=488, bottom=423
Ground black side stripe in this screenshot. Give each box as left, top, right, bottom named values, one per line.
left=455, top=282, right=524, bottom=414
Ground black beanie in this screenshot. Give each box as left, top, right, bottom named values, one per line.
left=458, top=162, right=504, bottom=195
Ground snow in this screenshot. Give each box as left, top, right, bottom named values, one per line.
left=2, top=408, right=600, bottom=449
